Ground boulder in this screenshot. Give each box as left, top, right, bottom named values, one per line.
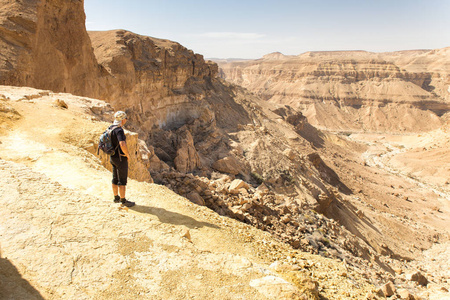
left=212, top=156, right=242, bottom=175
left=186, top=191, right=205, bottom=206
left=230, top=207, right=245, bottom=221
left=229, top=179, right=250, bottom=194
left=397, top=289, right=415, bottom=300
left=378, top=281, right=396, bottom=297
left=95, top=129, right=154, bottom=183
left=53, top=99, right=68, bottom=109
left=406, top=271, right=428, bottom=286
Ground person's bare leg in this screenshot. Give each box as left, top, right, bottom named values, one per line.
left=119, top=185, right=126, bottom=199
left=118, top=185, right=134, bottom=207
left=112, top=184, right=119, bottom=196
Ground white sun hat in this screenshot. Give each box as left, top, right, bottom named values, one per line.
left=113, top=111, right=127, bottom=125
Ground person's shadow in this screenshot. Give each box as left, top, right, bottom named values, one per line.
left=131, top=205, right=220, bottom=229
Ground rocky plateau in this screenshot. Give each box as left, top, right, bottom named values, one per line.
left=0, top=0, right=449, bottom=299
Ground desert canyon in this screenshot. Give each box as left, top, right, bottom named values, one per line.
left=0, top=0, right=449, bottom=299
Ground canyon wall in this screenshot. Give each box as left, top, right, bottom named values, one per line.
left=0, top=0, right=100, bottom=96
left=88, top=30, right=219, bottom=132
left=217, top=50, right=450, bottom=132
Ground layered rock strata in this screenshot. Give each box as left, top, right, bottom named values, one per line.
left=217, top=50, right=450, bottom=132
left=88, top=30, right=218, bottom=132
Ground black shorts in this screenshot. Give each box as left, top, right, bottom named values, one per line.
left=110, top=156, right=128, bottom=186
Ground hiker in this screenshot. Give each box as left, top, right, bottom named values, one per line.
left=110, top=111, right=135, bottom=207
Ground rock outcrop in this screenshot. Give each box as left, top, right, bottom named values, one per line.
left=0, top=0, right=100, bottom=96
left=0, top=86, right=382, bottom=300
left=89, top=30, right=218, bottom=132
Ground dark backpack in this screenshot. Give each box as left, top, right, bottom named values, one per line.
left=97, top=125, right=119, bottom=156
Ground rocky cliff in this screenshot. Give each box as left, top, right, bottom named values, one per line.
left=217, top=49, right=450, bottom=132
left=0, top=2, right=449, bottom=299
left=89, top=30, right=218, bottom=132
left=0, top=0, right=361, bottom=259
left=0, top=0, right=100, bottom=96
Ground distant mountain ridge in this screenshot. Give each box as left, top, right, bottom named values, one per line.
left=217, top=47, right=450, bottom=132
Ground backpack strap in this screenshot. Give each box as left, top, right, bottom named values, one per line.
left=110, top=124, right=119, bottom=146
left=110, top=125, right=122, bottom=160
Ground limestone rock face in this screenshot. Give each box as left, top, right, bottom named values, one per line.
left=88, top=30, right=218, bottom=132
left=3, top=5, right=449, bottom=296
left=0, top=0, right=100, bottom=96
left=173, top=127, right=202, bottom=173
left=217, top=49, right=450, bottom=132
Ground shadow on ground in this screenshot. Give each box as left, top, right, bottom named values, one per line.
left=0, top=256, right=45, bottom=300
left=131, top=205, right=220, bottom=229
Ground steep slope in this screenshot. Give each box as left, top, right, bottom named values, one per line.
left=217, top=49, right=450, bottom=132
left=0, top=0, right=389, bottom=268
left=0, top=86, right=381, bottom=300
left=2, top=86, right=449, bottom=300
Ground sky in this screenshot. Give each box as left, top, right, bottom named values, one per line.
left=84, top=0, right=450, bottom=59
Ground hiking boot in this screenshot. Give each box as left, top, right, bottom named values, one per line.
left=114, top=195, right=121, bottom=203
left=121, top=198, right=135, bottom=207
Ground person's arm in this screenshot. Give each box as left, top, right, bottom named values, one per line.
left=119, top=141, right=130, bottom=159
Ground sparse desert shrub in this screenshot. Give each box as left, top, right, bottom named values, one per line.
left=251, top=171, right=264, bottom=184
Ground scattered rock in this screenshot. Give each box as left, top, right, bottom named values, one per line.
left=394, top=267, right=403, bottom=275
left=397, top=288, right=415, bottom=300
left=406, top=271, right=428, bottom=286
left=249, top=276, right=304, bottom=300
left=378, top=281, right=396, bottom=297
left=283, top=148, right=296, bottom=160
left=54, top=99, right=68, bottom=109
left=229, top=179, right=250, bottom=194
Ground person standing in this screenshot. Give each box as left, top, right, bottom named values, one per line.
left=110, top=111, right=135, bottom=207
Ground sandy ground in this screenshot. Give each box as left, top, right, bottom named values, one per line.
left=334, top=131, right=450, bottom=291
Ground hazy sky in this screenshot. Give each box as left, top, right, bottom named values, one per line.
left=85, top=0, right=450, bottom=59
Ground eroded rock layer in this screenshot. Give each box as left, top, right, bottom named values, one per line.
left=89, top=30, right=218, bottom=132
left=217, top=50, right=450, bottom=132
